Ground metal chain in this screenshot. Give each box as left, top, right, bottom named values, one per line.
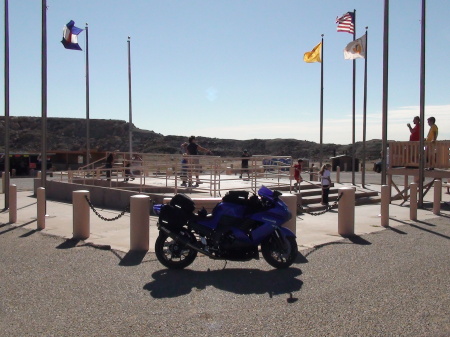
left=298, top=193, right=343, bottom=216
left=84, top=195, right=130, bottom=222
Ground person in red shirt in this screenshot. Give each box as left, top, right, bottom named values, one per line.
left=407, top=116, right=420, bottom=141
left=293, top=159, right=304, bottom=187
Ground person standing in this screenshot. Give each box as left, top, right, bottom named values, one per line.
left=105, top=153, right=114, bottom=181
left=239, top=149, right=251, bottom=180
left=293, top=159, right=304, bottom=189
left=181, top=136, right=211, bottom=187
left=426, top=117, right=438, bottom=142
left=407, top=116, right=420, bottom=141
left=425, top=117, right=438, bottom=170
left=319, top=164, right=332, bottom=206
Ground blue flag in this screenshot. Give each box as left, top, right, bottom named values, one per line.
left=61, top=20, right=84, bottom=51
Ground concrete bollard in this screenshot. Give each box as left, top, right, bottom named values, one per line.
left=336, top=166, right=340, bottom=183
left=381, top=185, right=390, bottom=227
left=409, top=183, right=418, bottom=221
left=73, top=190, right=90, bottom=240
left=433, top=179, right=442, bottom=215
left=338, top=187, right=355, bottom=236
left=37, top=171, right=42, bottom=179
left=9, top=184, right=17, bottom=223
left=130, top=195, right=150, bottom=251
left=37, top=187, right=46, bottom=229
left=280, top=193, right=297, bottom=234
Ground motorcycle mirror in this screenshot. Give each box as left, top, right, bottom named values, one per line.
left=273, top=190, right=282, bottom=198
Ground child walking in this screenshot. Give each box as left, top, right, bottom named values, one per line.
left=294, top=159, right=303, bottom=186
left=293, top=159, right=303, bottom=191
left=319, top=164, right=332, bottom=206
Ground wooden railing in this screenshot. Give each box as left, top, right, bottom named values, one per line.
left=389, top=141, right=450, bottom=169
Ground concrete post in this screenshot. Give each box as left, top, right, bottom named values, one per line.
left=130, top=194, right=150, bottom=251
left=387, top=175, right=392, bottom=204
left=381, top=185, right=390, bottom=227
left=409, top=182, right=417, bottom=221
left=338, top=187, right=355, bottom=236
left=280, top=194, right=297, bottom=234
left=37, top=187, right=46, bottom=229
left=433, top=179, right=442, bottom=215
left=9, top=184, right=17, bottom=223
left=73, top=190, right=90, bottom=240
left=37, top=171, right=42, bottom=179
left=336, top=166, right=340, bottom=183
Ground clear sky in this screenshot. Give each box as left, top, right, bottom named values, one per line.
left=2, top=0, right=449, bottom=145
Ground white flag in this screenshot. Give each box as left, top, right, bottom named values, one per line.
left=343, top=34, right=366, bottom=60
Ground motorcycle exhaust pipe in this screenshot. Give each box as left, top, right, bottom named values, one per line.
left=159, top=225, right=217, bottom=259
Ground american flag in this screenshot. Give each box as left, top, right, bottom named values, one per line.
left=336, top=12, right=355, bottom=34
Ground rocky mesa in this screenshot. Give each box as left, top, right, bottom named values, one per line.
left=0, top=116, right=382, bottom=161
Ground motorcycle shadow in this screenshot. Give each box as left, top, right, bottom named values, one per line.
left=143, top=266, right=303, bottom=299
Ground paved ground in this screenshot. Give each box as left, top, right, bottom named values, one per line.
left=1, top=217, right=449, bottom=336
left=0, top=173, right=449, bottom=336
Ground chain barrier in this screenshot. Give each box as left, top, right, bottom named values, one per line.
left=298, top=193, right=343, bottom=216
left=84, top=195, right=130, bottom=222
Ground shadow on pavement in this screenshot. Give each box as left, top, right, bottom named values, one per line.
left=56, top=238, right=81, bottom=249
left=386, top=226, right=407, bottom=235
left=389, top=217, right=450, bottom=240
left=144, top=267, right=303, bottom=299
left=0, top=220, right=37, bottom=236
left=303, top=235, right=372, bottom=259
left=19, top=229, right=41, bottom=237
left=345, top=235, right=372, bottom=245
left=119, top=250, right=148, bottom=266
left=295, top=251, right=308, bottom=264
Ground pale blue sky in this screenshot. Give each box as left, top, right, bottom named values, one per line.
left=2, top=0, right=449, bottom=144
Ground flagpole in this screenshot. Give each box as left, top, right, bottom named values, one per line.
left=4, top=0, right=10, bottom=209
left=362, top=27, right=368, bottom=188
left=128, top=37, right=133, bottom=157
left=351, top=9, right=356, bottom=186
left=85, top=23, right=90, bottom=166
left=319, top=34, right=324, bottom=168
left=418, top=0, right=426, bottom=207
left=381, top=1, right=389, bottom=185
left=41, top=0, right=47, bottom=188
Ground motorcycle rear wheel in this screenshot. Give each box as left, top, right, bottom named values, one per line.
left=155, top=230, right=198, bottom=269
left=261, top=235, right=298, bottom=269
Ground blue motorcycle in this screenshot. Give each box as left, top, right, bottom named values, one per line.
left=154, top=186, right=298, bottom=269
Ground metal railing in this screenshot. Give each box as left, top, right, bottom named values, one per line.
left=66, top=153, right=295, bottom=196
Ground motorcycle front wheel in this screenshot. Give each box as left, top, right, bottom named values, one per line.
left=155, top=230, right=198, bottom=269
left=261, top=235, right=298, bottom=269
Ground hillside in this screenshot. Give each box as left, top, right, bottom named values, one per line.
left=0, top=117, right=382, bottom=161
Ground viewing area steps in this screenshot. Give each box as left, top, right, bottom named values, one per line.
left=299, top=186, right=380, bottom=213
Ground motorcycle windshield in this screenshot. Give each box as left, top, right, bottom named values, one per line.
left=258, top=185, right=274, bottom=200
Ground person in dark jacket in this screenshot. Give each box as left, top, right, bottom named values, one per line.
left=181, top=136, right=212, bottom=187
